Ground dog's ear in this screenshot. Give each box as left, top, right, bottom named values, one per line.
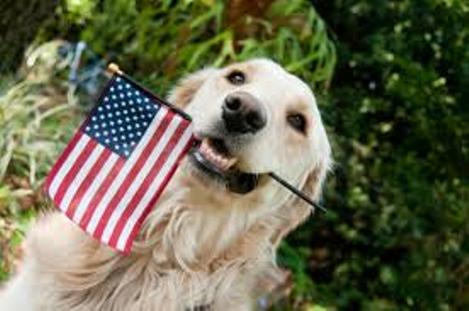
left=270, top=158, right=331, bottom=247
left=167, top=68, right=216, bottom=108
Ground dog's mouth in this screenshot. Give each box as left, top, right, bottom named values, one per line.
left=189, top=137, right=261, bottom=194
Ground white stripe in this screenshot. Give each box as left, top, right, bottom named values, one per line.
left=48, top=135, right=90, bottom=199
left=116, top=125, right=193, bottom=250
left=72, top=153, right=120, bottom=223
left=58, top=144, right=104, bottom=212
left=85, top=107, right=168, bottom=234
left=101, top=117, right=183, bottom=243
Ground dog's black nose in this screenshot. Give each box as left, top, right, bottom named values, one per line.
left=222, top=91, right=266, bottom=134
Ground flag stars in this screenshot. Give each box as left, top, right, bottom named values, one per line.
left=87, top=78, right=159, bottom=158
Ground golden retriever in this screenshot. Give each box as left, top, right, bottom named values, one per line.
left=0, top=58, right=331, bottom=310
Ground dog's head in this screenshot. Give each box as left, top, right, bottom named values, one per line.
left=169, top=59, right=331, bottom=215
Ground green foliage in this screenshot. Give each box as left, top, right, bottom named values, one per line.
left=290, top=0, right=468, bottom=309
left=43, top=0, right=335, bottom=92
left=1, top=0, right=467, bottom=310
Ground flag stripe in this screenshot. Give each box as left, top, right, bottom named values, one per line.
left=60, top=144, right=105, bottom=215
left=86, top=108, right=171, bottom=235
left=79, top=157, right=125, bottom=229
left=99, top=114, right=183, bottom=243
left=107, top=119, right=190, bottom=247
left=122, top=136, right=193, bottom=253
left=65, top=147, right=112, bottom=219
left=48, top=133, right=88, bottom=198
left=43, top=130, right=84, bottom=192
left=120, top=126, right=194, bottom=252
left=72, top=152, right=119, bottom=223
left=53, top=138, right=98, bottom=207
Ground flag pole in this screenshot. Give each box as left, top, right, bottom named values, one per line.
left=269, top=173, right=326, bottom=213
left=107, top=63, right=326, bottom=213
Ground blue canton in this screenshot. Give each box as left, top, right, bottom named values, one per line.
left=84, top=77, right=159, bottom=158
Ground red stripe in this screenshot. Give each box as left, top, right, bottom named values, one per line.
left=108, top=120, right=191, bottom=249
left=79, top=157, right=125, bottom=229
left=65, top=148, right=112, bottom=219
left=53, top=138, right=97, bottom=207
left=123, top=128, right=195, bottom=253
left=92, top=110, right=175, bottom=239
left=43, top=131, right=83, bottom=193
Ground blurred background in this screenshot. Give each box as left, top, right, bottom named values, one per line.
left=0, top=0, right=467, bottom=310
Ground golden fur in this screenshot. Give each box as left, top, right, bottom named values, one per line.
left=0, top=59, right=331, bottom=310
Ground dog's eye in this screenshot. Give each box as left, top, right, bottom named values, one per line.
left=287, top=113, right=307, bottom=133
left=226, top=70, right=245, bottom=85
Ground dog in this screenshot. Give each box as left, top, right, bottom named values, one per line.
left=0, top=58, right=331, bottom=310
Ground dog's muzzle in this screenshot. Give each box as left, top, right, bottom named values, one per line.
left=222, top=91, right=266, bottom=135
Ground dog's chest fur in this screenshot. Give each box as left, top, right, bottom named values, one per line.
left=25, top=181, right=279, bottom=311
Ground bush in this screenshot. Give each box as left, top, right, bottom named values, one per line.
left=0, top=0, right=467, bottom=310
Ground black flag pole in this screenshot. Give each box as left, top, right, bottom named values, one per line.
left=107, top=63, right=327, bottom=213
left=269, top=172, right=326, bottom=213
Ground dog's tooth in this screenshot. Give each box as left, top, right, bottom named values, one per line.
left=226, top=158, right=237, bottom=169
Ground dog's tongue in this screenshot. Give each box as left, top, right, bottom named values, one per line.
left=199, top=138, right=237, bottom=171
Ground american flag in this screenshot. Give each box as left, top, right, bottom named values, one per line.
left=44, top=75, right=194, bottom=253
